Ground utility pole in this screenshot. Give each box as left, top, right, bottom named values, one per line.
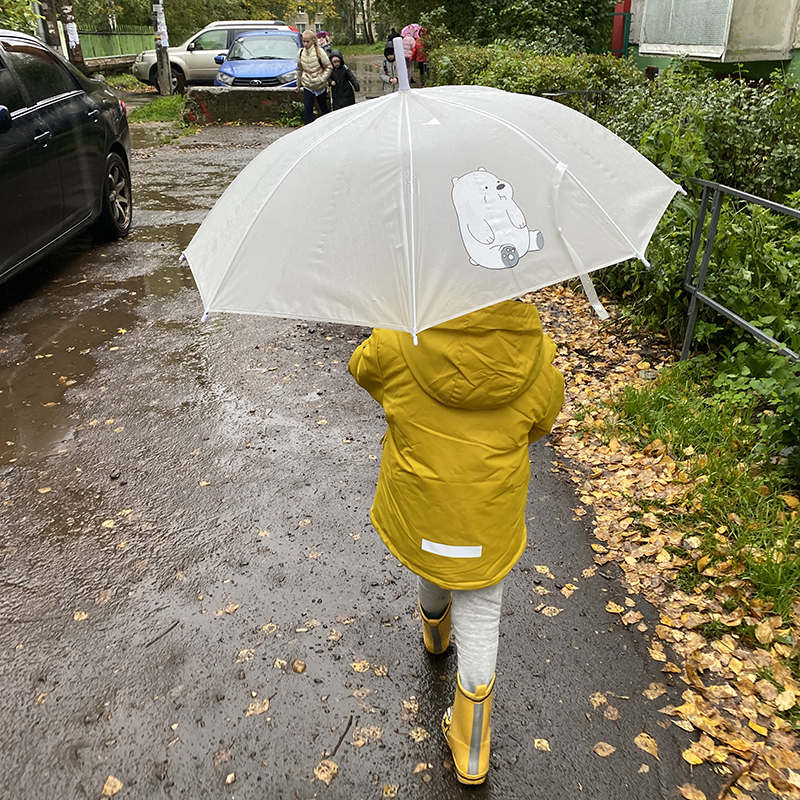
left=151, top=1, right=172, bottom=95
left=60, top=1, right=85, bottom=68
left=37, top=0, right=62, bottom=53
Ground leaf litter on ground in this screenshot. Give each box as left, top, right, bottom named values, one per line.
left=531, top=285, right=800, bottom=798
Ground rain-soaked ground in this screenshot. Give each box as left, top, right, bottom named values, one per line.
left=0, top=98, right=754, bottom=799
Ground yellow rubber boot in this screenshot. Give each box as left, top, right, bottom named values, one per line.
left=442, top=673, right=495, bottom=785
left=419, top=598, right=451, bottom=655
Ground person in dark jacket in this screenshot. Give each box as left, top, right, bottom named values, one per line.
left=328, top=50, right=360, bottom=110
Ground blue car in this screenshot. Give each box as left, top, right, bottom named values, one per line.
left=214, top=30, right=301, bottom=87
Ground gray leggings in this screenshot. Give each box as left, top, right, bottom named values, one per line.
left=418, top=575, right=504, bottom=694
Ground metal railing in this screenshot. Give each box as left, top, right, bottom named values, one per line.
left=680, top=177, right=800, bottom=363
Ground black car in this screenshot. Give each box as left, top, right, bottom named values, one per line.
left=0, top=29, right=132, bottom=285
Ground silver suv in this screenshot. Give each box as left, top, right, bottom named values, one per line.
left=131, top=20, right=293, bottom=92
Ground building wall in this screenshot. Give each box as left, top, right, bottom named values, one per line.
left=628, top=0, right=800, bottom=77
left=727, top=0, right=800, bottom=60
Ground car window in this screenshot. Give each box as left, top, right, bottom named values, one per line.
left=191, top=30, right=229, bottom=51
left=0, top=55, right=26, bottom=113
left=1, top=40, right=76, bottom=105
left=228, top=35, right=299, bottom=60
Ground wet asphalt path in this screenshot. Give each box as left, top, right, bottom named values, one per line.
left=0, top=122, right=731, bottom=799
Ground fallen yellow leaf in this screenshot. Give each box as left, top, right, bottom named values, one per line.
left=534, top=738, right=551, bottom=752
left=314, top=759, right=338, bottom=786
left=748, top=719, right=768, bottom=736
left=101, top=776, right=123, bottom=796
left=37, top=487, right=52, bottom=494
left=593, top=742, right=616, bottom=757
left=635, top=732, right=659, bottom=759
left=780, top=494, right=799, bottom=509
left=678, top=783, right=707, bottom=800
left=408, top=726, right=430, bottom=742
left=350, top=660, right=370, bottom=673
left=245, top=698, right=270, bottom=716
left=605, top=602, right=624, bottom=614
left=589, top=692, right=607, bottom=709
left=73, top=610, right=88, bottom=621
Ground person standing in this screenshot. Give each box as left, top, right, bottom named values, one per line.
left=380, top=45, right=399, bottom=94
left=296, top=29, right=332, bottom=125
left=402, top=29, right=416, bottom=83
left=411, top=27, right=428, bottom=87
left=328, top=50, right=360, bottom=110
left=348, top=300, right=565, bottom=785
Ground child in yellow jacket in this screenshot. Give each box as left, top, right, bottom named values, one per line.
left=348, top=298, right=564, bottom=784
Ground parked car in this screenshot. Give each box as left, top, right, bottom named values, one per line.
left=214, top=30, right=302, bottom=87
left=132, top=20, right=294, bottom=92
left=0, top=29, right=132, bottom=286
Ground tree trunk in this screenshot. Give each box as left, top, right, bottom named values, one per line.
left=37, top=0, right=62, bottom=54
left=59, top=1, right=85, bottom=68
left=360, top=0, right=373, bottom=44
left=151, top=1, right=172, bottom=95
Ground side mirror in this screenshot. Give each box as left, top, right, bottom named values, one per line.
left=214, top=53, right=227, bottom=64
left=186, top=42, right=195, bottom=51
left=0, top=106, right=12, bottom=134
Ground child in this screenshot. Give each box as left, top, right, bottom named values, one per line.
left=411, top=27, right=428, bottom=87
left=402, top=29, right=416, bottom=82
left=348, top=299, right=564, bottom=784
left=380, top=46, right=399, bottom=94
left=328, top=50, right=360, bottom=110
left=296, top=29, right=332, bottom=124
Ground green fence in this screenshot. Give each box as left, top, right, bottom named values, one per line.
left=77, top=26, right=195, bottom=58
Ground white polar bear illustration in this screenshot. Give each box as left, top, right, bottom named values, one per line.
left=451, top=168, right=544, bottom=270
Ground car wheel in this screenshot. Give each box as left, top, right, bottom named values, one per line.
left=95, top=152, right=132, bottom=239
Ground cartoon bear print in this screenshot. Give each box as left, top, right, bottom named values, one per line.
left=451, top=168, right=544, bottom=270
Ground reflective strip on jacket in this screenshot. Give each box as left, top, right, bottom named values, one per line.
left=348, top=300, right=565, bottom=590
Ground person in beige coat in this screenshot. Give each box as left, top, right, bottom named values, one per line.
left=296, top=29, right=332, bottom=124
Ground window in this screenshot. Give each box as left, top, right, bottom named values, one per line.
left=1, top=40, right=75, bottom=104
left=192, top=29, right=228, bottom=51
left=641, top=0, right=734, bottom=57
left=0, top=56, right=26, bottom=112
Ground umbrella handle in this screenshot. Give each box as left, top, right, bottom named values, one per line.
left=393, top=37, right=410, bottom=92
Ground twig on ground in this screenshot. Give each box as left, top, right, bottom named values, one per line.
left=716, top=754, right=758, bottom=800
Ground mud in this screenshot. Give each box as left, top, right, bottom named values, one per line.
left=0, top=122, right=754, bottom=800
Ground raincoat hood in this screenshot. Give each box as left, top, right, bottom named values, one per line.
left=399, top=301, right=545, bottom=411
left=329, top=49, right=346, bottom=65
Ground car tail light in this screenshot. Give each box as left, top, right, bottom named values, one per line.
left=119, top=100, right=127, bottom=115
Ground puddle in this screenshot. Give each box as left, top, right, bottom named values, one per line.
left=134, top=188, right=206, bottom=213
left=130, top=122, right=181, bottom=150
left=133, top=223, right=199, bottom=251
left=0, top=261, right=198, bottom=464
left=351, top=58, right=395, bottom=99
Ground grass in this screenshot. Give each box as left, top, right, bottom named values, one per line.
left=607, top=358, right=800, bottom=619
left=104, top=73, right=155, bottom=93
left=128, top=94, right=185, bottom=124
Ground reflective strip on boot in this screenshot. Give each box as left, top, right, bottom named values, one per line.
left=419, top=598, right=451, bottom=655
left=442, top=672, right=495, bottom=784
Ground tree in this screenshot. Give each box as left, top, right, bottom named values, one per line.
left=0, top=0, right=42, bottom=32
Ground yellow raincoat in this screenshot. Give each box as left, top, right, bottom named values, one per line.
left=348, top=300, right=564, bottom=590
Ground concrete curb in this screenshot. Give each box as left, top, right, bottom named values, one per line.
left=183, top=86, right=298, bottom=125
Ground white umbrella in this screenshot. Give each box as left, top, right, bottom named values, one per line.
left=184, top=39, right=681, bottom=340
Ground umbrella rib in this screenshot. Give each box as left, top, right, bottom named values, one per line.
left=401, top=94, right=419, bottom=343
left=205, top=97, right=394, bottom=310
left=432, top=94, right=650, bottom=262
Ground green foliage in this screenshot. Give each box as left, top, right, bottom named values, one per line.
left=609, top=358, right=800, bottom=614
left=429, top=44, right=642, bottom=114
left=127, top=93, right=185, bottom=122
left=0, top=0, right=41, bottom=33
left=599, top=60, right=800, bottom=199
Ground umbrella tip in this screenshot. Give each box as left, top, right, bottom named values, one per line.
left=637, top=252, right=651, bottom=269
left=201, top=310, right=209, bottom=323
left=179, top=252, right=187, bottom=264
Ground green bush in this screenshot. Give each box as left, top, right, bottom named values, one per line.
left=429, top=44, right=643, bottom=113
left=599, top=60, right=800, bottom=199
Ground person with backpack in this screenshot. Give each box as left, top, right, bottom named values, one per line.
left=296, top=29, right=332, bottom=124
left=380, top=45, right=399, bottom=94
left=328, top=50, right=360, bottom=110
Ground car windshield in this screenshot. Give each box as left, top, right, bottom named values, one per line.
left=227, top=35, right=298, bottom=61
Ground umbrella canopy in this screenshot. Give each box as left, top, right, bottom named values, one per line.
left=184, top=50, right=680, bottom=339
left=400, top=23, right=420, bottom=38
